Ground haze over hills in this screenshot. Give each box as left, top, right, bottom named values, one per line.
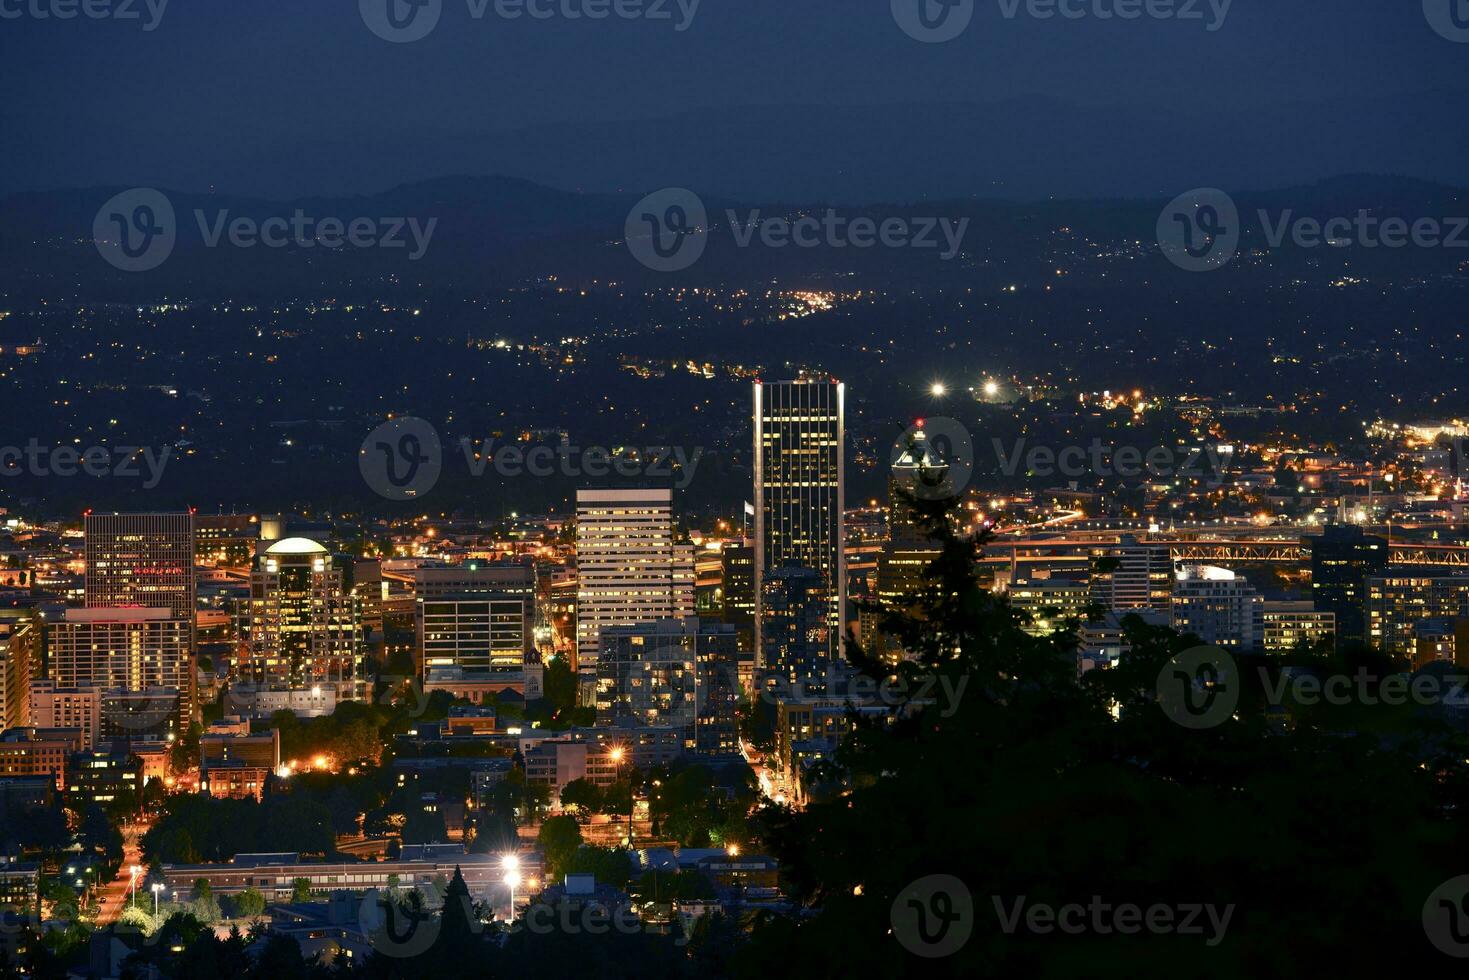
left=4, top=92, right=1469, bottom=204
left=1, top=170, right=1466, bottom=304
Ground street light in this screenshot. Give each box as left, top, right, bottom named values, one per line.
left=502, top=854, right=521, bottom=921
left=151, top=882, right=163, bottom=917
left=608, top=747, right=631, bottom=844
left=129, top=865, right=140, bottom=907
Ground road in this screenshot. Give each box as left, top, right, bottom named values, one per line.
left=93, top=822, right=145, bottom=927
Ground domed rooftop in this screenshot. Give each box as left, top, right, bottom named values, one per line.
left=264, top=536, right=329, bottom=556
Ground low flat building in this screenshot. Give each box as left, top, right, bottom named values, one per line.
left=1261, top=602, right=1336, bottom=654
left=159, top=849, right=538, bottom=903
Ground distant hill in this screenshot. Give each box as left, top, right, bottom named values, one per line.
left=6, top=91, right=1467, bottom=205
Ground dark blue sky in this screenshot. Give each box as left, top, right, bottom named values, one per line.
left=3, top=0, right=1466, bottom=199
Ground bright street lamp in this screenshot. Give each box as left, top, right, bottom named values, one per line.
left=502, top=853, right=522, bottom=920
left=150, top=882, right=164, bottom=917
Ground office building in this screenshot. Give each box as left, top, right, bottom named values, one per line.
left=1170, top=565, right=1264, bottom=650
left=28, top=681, right=102, bottom=748
left=753, top=378, right=846, bottom=666
left=417, top=563, right=536, bottom=679
left=1009, top=578, right=1091, bottom=637
left=759, top=565, right=832, bottom=694
left=1089, top=535, right=1173, bottom=612
left=0, top=728, right=81, bottom=788
left=49, top=608, right=193, bottom=728
left=1365, top=570, right=1469, bottom=657
left=595, top=618, right=739, bottom=754
left=575, top=489, right=694, bottom=679
left=240, top=538, right=362, bottom=698
left=195, top=514, right=260, bottom=567
left=1308, top=524, right=1388, bottom=642
left=1261, top=602, right=1337, bottom=654
left=0, top=614, right=37, bottom=730
left=84, top=512, right=196, bottom=622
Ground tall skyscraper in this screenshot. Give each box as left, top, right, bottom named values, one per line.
left=240, top=538, right=361, bottom=697
left=753, top=378, right=846, bottom=666
left=575, top=489, right=695, bottom=680
left=81, top=513, right=196, bottom=725
left=1308, top=524, right=1388, bottom=643
left=84, top=512, right=196, bottom=622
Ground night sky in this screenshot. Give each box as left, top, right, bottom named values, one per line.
left=3, top=0, right=1466, bottom=200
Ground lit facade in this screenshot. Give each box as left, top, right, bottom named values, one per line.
left=753, top=379, right=846, bottom=666
left=575, top=489, right=695, bottom=679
